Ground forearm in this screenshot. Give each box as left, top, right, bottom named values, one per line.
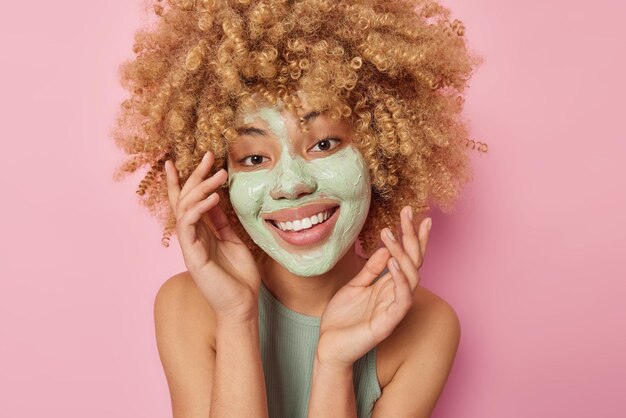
left=210, top=318, right=268, bottom=418
left=307, top=354, right=357, bottom=418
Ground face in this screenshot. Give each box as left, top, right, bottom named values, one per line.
left=226, top=98, right=372, bottom=277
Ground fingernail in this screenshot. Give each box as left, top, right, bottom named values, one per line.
left=202, top=151, right=210, bottom=162
left=427, top=218, right=432, bottom=231
left=385, top=228, right=395, bottom=241
left=407, top=206, right=413, bottom=221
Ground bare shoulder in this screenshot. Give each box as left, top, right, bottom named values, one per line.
left=376, top=285, right=461, bottom=390
left=372, top=286, right=460, bottom=416
left=154, top=271, right=217, bottom=417
left=155, top=271, right=218, bottom=348
left=410, top=286, right=461, bottom=339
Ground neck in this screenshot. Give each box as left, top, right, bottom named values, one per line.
left=258, top=244, right=367, bottom=317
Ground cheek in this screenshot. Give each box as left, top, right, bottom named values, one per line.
left=310, top=148, right=370, bottom=199
left=227, top=171, right=269, bottom=218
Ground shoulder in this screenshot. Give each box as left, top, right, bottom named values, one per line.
left=154, top=271, right=217, bottom=349
left=153, top=271, right=218, bottom=416
left=407, top=286, right=461, bottom=345
left=375, top=286, right=460, bottom=414
left=406, top=287, right=461, bottom=373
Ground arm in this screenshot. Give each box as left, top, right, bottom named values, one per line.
left=154, top=272, right=269, bottom=418
left=307, top=210, right=433, bottom=417
left=211, top=316, right=269, bottom=417
left=306, top=293, right=460, bottom=418
left=371, top=297, right=461, bottom=418
left=307, top=356, right=358, bottom=418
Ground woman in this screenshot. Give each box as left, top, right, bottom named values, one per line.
left=112, top=0, right=485, bottom=416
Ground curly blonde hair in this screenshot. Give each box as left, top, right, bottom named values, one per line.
left=111, top=0, right=487, bottom=260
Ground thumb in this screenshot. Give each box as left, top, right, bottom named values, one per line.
left=348, top=247, right=391, bottom=287
left=203, top=194, right=242, bottom=244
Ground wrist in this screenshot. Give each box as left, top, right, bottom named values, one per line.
left=215, top=314, right=258, bottom=336
left=314, top=349, right=354, bottom=373
left=315, top=333, right=357, bottom=371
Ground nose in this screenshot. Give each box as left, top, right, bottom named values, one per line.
left=270, top=159, right=317, bottom=200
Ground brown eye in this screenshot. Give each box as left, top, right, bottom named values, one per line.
left=240, top=155, right=269, bottom=166
left=310, top=137, right=341, bottom=153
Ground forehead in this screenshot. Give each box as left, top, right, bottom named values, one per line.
left=232, top=91, right=352, bottom=139
left=234, top=90, right=315, bottom=121
left=235, top=100, right=288, bottom=126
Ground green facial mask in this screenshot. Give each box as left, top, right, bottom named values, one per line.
left=227, top=105, right=372, bottom=277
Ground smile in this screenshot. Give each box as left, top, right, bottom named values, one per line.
left=264, top=206, right=340, bottom=246
left=270, top=207, right=336, bottom=232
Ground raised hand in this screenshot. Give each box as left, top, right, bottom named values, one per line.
left=316, top=206, right=432, bottom=368
left=164, top=151, right=262, bottom=323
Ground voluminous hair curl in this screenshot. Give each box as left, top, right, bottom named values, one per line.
left=112, top=0, right=487, bottom=260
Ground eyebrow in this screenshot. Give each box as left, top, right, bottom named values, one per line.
left=236, top=126, right=266, bottom=136
left=302, top=110, right=320, bottom=122
left=235, top=110, right=321, bottom=136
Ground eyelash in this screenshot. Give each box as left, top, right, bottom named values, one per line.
left=311, top=136, right=342, bottom=153
left=239, top=154, right=268, bottom=167
left=238, top=136, right=342, bottom=167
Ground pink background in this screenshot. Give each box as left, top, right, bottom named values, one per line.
left=1, top=0, right=624, bottom=416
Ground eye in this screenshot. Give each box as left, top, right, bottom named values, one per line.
left=239, top=154, right=269, bottom=167
left=310, top=136, right=341, bottom=153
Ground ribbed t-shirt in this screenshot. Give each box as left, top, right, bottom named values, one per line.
left=257, top=273, right=385, bottom=418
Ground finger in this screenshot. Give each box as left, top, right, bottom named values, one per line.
left=177, top=168, right=228, bottom=215
left=385, top=257, right=413, bottom=320
left=347, top=246, right=391, bottom=287
left=418, top=217, right=432, bottom=260
left=399, top=206, right=420, bottom=267
left=380, top=226, right=421, bottom=291
left=395, top=223, right=404, bottom=248
left=370, top=257, right=412, bottom=340
left=164, top=160, right=181, bottom=216
left=177, top=192, right=220, bottom=249
left=202, top=192, right=243, bottom=244
left=180, top=151, right=214, bottom=199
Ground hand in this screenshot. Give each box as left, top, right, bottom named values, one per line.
left=316, top=206, right=432, bottom=368
left=164, top=151, right=261, bottom=323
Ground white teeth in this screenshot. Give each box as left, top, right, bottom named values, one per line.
left=273, top=208, right=336, bottom=232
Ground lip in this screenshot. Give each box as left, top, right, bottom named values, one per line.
left=265, top=206, right=340, bottom=247
left=261, top=201, right=340, bottom=223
